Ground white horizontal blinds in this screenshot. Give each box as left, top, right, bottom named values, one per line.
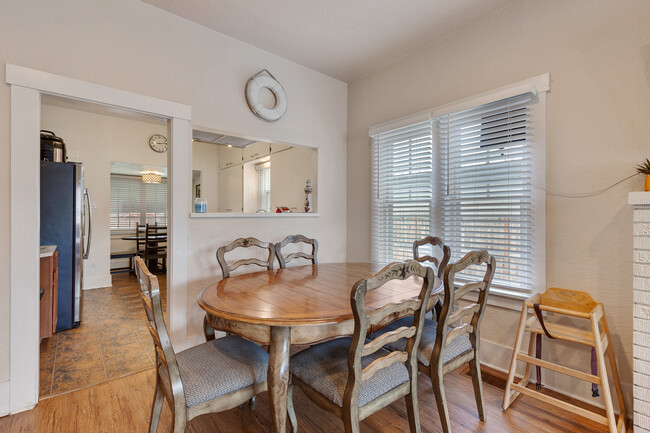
left=439, top=93, right=535, bottom=292
left=143, top=180, right=167, bottom=226
left=372, top=120, right=433, bottom=264
left=110, top=174, right=167, bottom=230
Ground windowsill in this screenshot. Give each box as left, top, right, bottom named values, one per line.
left=189, top=212, right=320, bottom=218
left=459, top=285, right=529, bottom=311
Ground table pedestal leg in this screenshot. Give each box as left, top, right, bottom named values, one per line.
left=268, top=326, right=290, bottom=433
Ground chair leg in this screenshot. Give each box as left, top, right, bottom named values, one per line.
left=591, top=315, right=618, bottom=433
left=431, top=368, right=452, bottom=433
left=602, top=315, right=627, bottom=433
left=503, top=303, right=529, bottom=410
left=149, top=378, right=164, bottom=433
left=468, top=356, right=486, bottom=422
left=405, top=385, right=421, bottom=433
left=342, top=401, right=361, bottom=433
left=287, top=381, right=298, bottom=433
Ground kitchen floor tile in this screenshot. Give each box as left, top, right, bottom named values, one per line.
left=39, top=272, right=167, bottom=399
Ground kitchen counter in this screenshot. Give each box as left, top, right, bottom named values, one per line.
left=40, top=245, right=57, bottom=258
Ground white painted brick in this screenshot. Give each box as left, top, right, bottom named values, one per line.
left=637, top=264, right=650, bottom=278
left=635, top=385, right=650, bottom=403
left=636, top=345, right=650, bottom=360
left=636, top=372, right=650, bottom=390
left=636, top=291, right=650, bottom=305
left=638, top=399, right=650, bottom=417
left=635, top=426, right=650, bottom=433
left=637, top=209, right=650, bottom=222
left=636, top=304, right=650, bottom=319
left=638, top=250, right=650, bottom=264
left=638, top=412, right=650, bottom=430
left=636, top=358, right=650, bottom=376
left=636, top=331, right=650, bottom=348
left=637, top=277, right=650, bottom=292
left=636, top=223, right=650, bottom=236
left=636, top=237, right=650, bottom=250
left=636, top=318, right=650, bottom=334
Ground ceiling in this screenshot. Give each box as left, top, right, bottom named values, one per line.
left=141, top=0, right=515, bottom=83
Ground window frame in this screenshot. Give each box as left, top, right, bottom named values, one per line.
left=369, top=75, right=548, bottom=304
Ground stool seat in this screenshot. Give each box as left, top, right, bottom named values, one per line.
left=502, top=288, right=626, bottom=433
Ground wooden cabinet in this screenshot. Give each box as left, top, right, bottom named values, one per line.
left=40, top=250, right=58, bottom=339
left=243, top=141, right=270, bottom=163
left=218, top=145, right=243, bottom=169
left=271, top=143, right=291, bottom=154
left=218, top=165, right=243, bottom=212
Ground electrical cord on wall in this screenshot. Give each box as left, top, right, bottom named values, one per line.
left=534, top=173, right=640, bottom=198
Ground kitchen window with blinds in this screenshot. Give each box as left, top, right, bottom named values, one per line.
left=371, top=120, right=434, bottom=264
left=439, top=93, right=537, bottom=294
left=110, top=174, right=168, bottom=230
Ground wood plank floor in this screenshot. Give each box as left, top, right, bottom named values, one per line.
left=0, top=364, right=628, bottom=433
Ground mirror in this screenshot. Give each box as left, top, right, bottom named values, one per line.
left=191, top=130, right=318, bottom=214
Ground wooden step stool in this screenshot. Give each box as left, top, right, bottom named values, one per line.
left=502, top=288, right=626, bottom=433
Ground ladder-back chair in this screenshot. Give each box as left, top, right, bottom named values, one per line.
left=134, top=257, right=269, bottom=433
left=287, top=261, right=435, bottom=433
left=275, top=234, right=318, bottom=268
left=216, top=237, right=275, bottom=279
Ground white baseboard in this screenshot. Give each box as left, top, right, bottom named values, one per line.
left=0, top=380, right=9, bottom=417
left=82, top=274, right=112, bottom=290
left=479, top=337, right=631, bottom=416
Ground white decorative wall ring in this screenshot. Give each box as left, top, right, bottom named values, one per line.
left=245, top=70, right=287, bottom=122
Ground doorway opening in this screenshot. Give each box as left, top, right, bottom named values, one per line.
left=38, top=97, right=170, bottom=397
left=7, top=64, right=191, bottom=414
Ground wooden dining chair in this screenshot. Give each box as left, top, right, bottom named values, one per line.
left=216, top=237, right=275, bottom=279
left=134, top=257, right=269, bottom=433
left=144, top=224, right=167, bottom=272
left=287, top=261, right=435, bottom=433
left=369, top=250, right=495, bottom=433
left=413, top=236, right=451, bottom=319
left=275, top=234, right=318, bottom=268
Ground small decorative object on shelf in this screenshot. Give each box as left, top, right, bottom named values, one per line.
left=636, top=158, right=650, bottom=191
left=304, top=179, right=313, bottom=213
left=276, top=206, right=291, bottom=213
left=194, top=190, right=207, bottom=213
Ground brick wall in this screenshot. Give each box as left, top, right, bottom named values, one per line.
left=634, top=204, right=650, bottom=432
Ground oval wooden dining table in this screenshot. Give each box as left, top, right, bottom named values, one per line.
left=198, top=262, right=442, bottom=433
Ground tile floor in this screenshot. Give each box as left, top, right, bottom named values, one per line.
left=39, top=272, right=167, bottom=398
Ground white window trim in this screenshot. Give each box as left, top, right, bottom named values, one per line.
left=369, top=74, right=549, bottom=309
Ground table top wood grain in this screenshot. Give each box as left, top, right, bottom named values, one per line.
left=198, top=262, right=442, bottom=326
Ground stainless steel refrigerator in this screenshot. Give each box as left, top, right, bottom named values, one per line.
left=40, top=161, right=92, bottom=331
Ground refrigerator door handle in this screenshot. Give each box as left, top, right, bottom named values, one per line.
left=83, top=188, right=92, bottom=259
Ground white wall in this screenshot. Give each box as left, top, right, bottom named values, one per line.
left=41, top=104, right=167, bottom=288
left=347, top=0, right=650, bottom=407
left=0, top=0, right=347, bottom=387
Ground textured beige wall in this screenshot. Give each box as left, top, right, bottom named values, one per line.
left=347, top=0, right=650, bottom=405
left=0, top=0, right=347, bottom=385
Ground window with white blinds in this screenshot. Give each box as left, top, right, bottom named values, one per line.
left=439, top=93, right=536, bottom=293
left=371, top=120, right=434, bottom=263
left=257, top=162, right=271, bottom=213
left=110, top=174, right=168, bottom=230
